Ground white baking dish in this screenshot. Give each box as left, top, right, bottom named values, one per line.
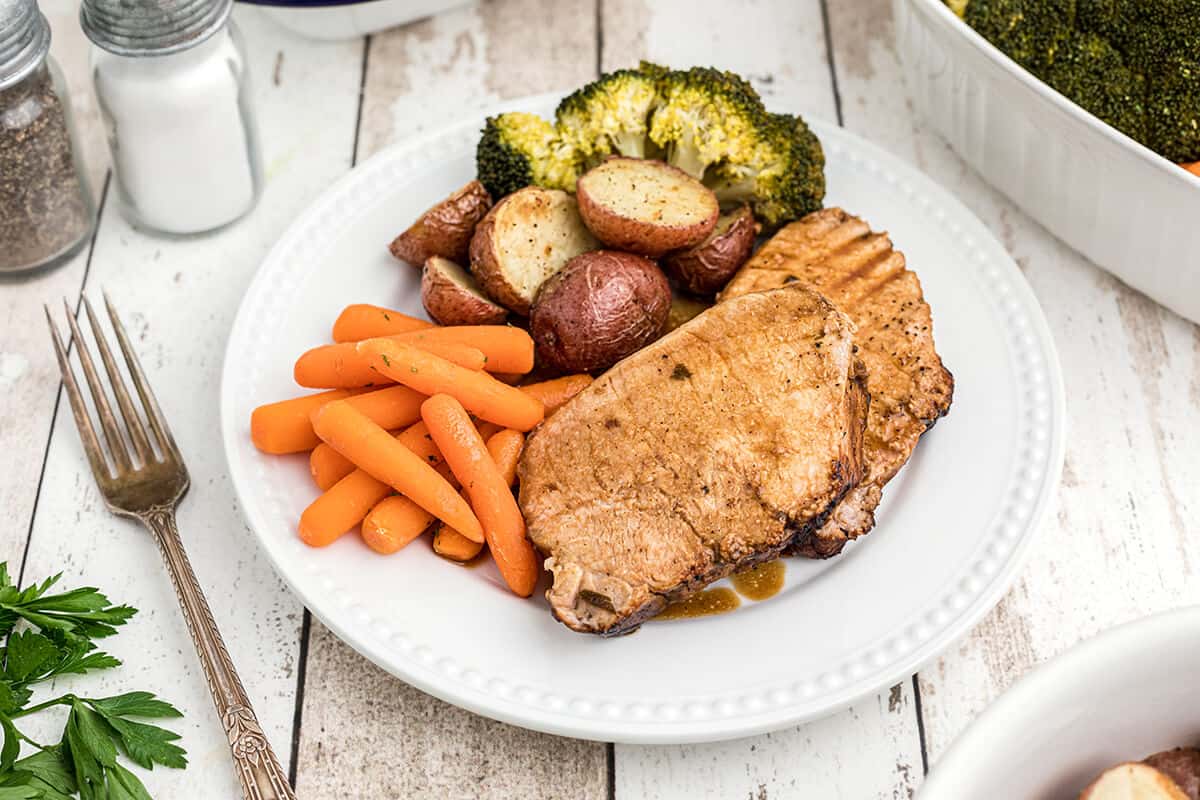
left=894, top=0, right=1200, bottom=324
left=920, top=607, right=1200, bottom=798
left=252, top=0, right=473, bottom=40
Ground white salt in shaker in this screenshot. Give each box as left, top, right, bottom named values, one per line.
left=81, top=0, right=261, bottom=234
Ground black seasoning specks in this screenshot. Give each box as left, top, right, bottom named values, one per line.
left=0, top=66, right=91, bottom=272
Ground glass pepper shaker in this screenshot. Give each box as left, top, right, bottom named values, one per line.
left=0, top=0, right=95, bottom=274
left=81, top=0, right=262, bottom=235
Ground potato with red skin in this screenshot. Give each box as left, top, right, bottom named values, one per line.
left=1079, top=762, right=1190, bottom=799
left=663, top=206, right=757, bottom=295
left=469, top=187, right=598, bottom=315
left=1145, top=749, right=1200, bottom=800
left=530, top=251, right=671, bottom=373
left=576, top=157, right=719, bottom=257
left=390, top=180, right=492, bottom=266
left=421, top=256, right=508, bottom=326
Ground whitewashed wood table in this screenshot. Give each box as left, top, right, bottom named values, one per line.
left=3, top=1, right=1197, bottom=797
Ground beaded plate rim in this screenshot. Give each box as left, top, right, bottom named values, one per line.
left=220, top=94, right=1066, bottom=744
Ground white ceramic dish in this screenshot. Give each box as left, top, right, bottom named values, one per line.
left=895, top=0, right=1200, bottom=325
left=255, top=0, right=473, bottom=40
left=921, top=606, right=1200, bottom=799
left=220, top=94, right=1065, bottom=743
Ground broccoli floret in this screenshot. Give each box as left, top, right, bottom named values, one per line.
left=704, top=113, right=825, bottom=229
left=1046, top=31, right=1147, bottom=143
left=955, top=0, right=1200, bottom=163
left=555, top=69, right=660, bottom=164
left=962, top=0, right=1075, bottom=72
left=646, top=66, right=770, bottom=180
left=1145, top=56, right=1200, bottom=162
left=476, top=112, right=582, bottom=198
left=475, top=62, right=828, bottom=227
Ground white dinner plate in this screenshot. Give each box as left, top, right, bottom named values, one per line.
left=921, top=607, right=1200, bottom=799
left=220, top=94, right=1066, bottom=744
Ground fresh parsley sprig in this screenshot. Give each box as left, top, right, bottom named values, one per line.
left=0, top=564, right=186, bottom=800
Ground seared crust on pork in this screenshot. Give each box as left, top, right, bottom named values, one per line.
left=720, top=207, right=954, bottom=557
left=518, top=284, right=869, bottom=634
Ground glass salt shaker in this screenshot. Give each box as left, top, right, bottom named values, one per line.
left=0, top=0, right=95, bottom=274
left=81, top=0, right=262, bottom=235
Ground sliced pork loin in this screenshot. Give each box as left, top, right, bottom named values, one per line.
left=517, top=284, right=869, bottom=635
left=720, top=207, right=954, bottom=557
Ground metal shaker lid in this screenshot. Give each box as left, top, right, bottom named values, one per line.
left=0, top=0, right=50, bottom=90
left=80, top=0, right=232, bottom=57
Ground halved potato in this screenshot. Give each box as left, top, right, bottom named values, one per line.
left=1145, top=749, right=1200, bottom=800
left=530, top=251, right=670, bottom=373
left=1080, top=763, right=1190, bottom=800
left=469, top=187, right=598, bottom=315
left=421, top=256, right=508, bottom=325
left=389, top=180, right=492, bottom=267
left=576, top=157, right=719, bottom=257
left=663, top=206, right=757, bottom=294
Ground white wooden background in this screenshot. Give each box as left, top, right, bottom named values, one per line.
left=2, top=0, right=1197, bottom=797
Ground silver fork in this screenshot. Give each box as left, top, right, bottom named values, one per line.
left=46, top=295, right=295, bottom=800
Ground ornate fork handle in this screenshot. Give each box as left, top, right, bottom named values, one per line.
left=141, top=507, right=296, bottom=800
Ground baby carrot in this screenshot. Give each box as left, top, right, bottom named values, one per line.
left=251, top=389, right=357, bottom=454
left=394, top=326, right=535, bottom=374
left=358, top=339, right=544, bottom=431
left=432, top=428, right=525, bottom=563
left=298, top=420, right=450, bottom=547
left=251, top=384, right=422, bottom=455
left=361, top=495, right=435, bottom=554
left=312, top=400, right=482, bottom=540
left=422, top=395, right=537, bottom=596
left=310, top=443, right=356, bottom=490
left=343, top=384, right=425, bottom=430
left=518, top=374, right=592, bottom=415
left=1181, top=161, right=1200, bottom=177
left=332, top=303, right=432, bottom=342
left=295, top=340, right=485, bottom=388
left=433, top=527, right=483, bottom=561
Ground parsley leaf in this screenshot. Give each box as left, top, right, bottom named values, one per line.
left=86, top=696, right=185, bottom=770
left=0, top=565, right=185, bottom=799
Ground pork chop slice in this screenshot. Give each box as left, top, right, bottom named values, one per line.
left=518, top=284, right=869, bottom=635
left=719, top=207, right=954, bottom=557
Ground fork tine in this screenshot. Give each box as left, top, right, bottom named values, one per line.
left=102, top=291, right=182, bottom=462
left=62, top=298, right=131, bottom=473
left=83, top=296, right=153, bottom=465
left=46, top=306, right=111, bottom=481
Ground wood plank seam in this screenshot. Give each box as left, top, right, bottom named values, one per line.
left=817, top=0, right=844, bottom=125
left=286, top=33, right=372, bottom=787
left=15, top=171, right=112, bottom=585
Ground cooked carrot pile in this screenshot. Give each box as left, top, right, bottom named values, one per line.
left=249, top=303, right=593, bottom=597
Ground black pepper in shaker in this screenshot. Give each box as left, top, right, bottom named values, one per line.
left=0, top=0, right=94, bottom=274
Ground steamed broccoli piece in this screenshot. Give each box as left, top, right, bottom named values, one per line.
left=476, top=112, right=582, bottom=198
left=1146, top=56, right=1200, bottom=163
left=555, top=69, right=660, bottom=164
left=646, top=66, right=770, bottom=180
left=1046, top=31, right=1147, bottom=143
left=705, top=113, right=825, bottom=229
left=962, top=0, right=1075, bottom=72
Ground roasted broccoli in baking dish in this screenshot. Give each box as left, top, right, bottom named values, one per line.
left=950, top=0, right=1200, bottom=163
left=476, top=62, right=827, bottom=229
